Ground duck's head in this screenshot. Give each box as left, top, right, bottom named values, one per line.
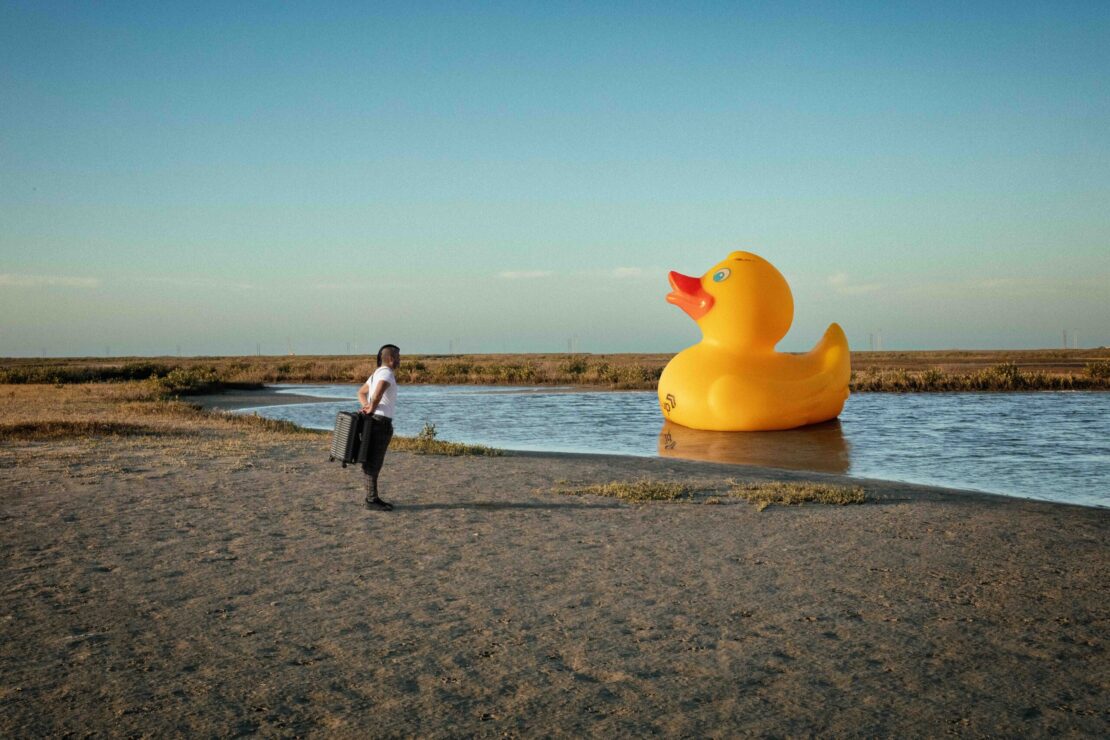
left=667, top=251, right=794, bottom=350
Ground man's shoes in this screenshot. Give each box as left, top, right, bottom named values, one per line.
left=365, top=497, right=394, bottom=511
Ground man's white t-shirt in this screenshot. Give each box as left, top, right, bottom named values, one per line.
left=366, top=367, right=397, bottom=419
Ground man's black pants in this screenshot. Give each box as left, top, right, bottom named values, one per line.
left=358, top=414, right=394, bottom=475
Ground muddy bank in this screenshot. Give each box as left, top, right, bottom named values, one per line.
left=187, top=386, right=338, bottom=411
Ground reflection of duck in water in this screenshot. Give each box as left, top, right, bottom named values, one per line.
left=658, top=419, right=851, bottom=474
left=660, top=251, right=850, bottom=431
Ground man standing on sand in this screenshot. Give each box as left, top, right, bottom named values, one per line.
left=358, top=344, right=399, bottom=511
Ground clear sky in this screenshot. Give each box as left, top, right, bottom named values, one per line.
left=2, top=1, right=1108, bottom=357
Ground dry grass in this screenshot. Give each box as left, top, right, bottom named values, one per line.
left=0, top=420, right=170, bottom=441
left=0, top=382, right=498, bottom=459
left=850, top=362, right=1108, bottom=392
left=552, top=477, right=868, bottom=509
left=391, top=423, right=502, bottom=457
left=553, top=478, right=700, bottom=502
left=728, top=480, right=867, bottom=511
left=390, top=437, right=502, bottom=456
left=3, top=349, right=1109, bottom=392
left=1, top=382, right=212, bottom=429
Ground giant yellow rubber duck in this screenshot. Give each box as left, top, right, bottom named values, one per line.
left=658, top=251, right=850, bottom=431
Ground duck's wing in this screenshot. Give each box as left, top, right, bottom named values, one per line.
left=707, top=324, right=851, bottom=430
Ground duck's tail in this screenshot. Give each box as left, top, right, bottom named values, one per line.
left=810, top=322, right=851, bottom=375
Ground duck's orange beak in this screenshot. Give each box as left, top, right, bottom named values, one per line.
left=667, top=271, right=714, bottom=321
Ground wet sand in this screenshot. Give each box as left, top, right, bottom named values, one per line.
left=188, top=388, right=338, bottom=411
left=0, top=388, right=1107, bottom=736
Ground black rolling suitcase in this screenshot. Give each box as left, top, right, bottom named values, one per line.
left=329, top=411, right=364, bottom=467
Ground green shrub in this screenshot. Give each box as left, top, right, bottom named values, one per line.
left=1087, top=360, right=1110, bottom=380
left=989, top=362, right=1025, bottom=389
left=561, top=358, right=588, bottom=375
left=921, top=368, right=945, bottom=387
left=438, top=362, right=473, bottom=379
left=494, top=363, right=537, bottom=382
left=153, top=366, right=221, bottom=394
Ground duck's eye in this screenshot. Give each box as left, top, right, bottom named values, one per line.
left=712, top=268, right=731, bottom=283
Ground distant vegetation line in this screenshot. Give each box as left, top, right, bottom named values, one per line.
left=1, top=350, right=1108, bottom=393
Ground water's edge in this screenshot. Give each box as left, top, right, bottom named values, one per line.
left=197, top=381, right=1110, bottom=510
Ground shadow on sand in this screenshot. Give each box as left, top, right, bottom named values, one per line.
left=399, top=500, right=627, bottom=512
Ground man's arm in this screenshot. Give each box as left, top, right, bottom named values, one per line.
left=359, top=379, right=390, bottom=414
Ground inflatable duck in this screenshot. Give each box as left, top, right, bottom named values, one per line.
left=658, top=251, right=850, bottom=431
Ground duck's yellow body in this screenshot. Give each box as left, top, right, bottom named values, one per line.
left=658, top=251, right=850, bottom=432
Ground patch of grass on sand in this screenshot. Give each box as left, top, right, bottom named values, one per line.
left=728, top=480, right=866, bottom=511
left=552, top=478, right=867, bottom=507
left=392, top=423, right=502, bottom=457
left=553, top=479, right=697, bottom=502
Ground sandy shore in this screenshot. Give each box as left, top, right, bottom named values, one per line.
left=1, top=388, right=1107, bottom=736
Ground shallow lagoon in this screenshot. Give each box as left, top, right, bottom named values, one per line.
left=237, top=385, right=1110, bottom=509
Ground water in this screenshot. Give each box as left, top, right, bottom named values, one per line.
left=237, top=385, right=1110, bottom=508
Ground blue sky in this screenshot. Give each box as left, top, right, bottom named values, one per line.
left=2, top=1, right=1108, bottom=356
